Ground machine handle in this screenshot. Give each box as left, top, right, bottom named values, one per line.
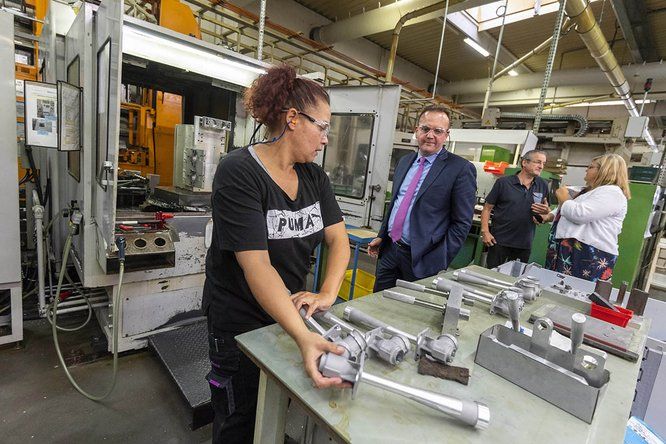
left=396, top=280, right=426, bottom=292
left=383, top=290, right=416, bottom=304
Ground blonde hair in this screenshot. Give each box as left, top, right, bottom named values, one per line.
left=589, top=153, right=631, bottom=199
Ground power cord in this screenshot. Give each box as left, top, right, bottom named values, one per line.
left=51, top=211, right=126, bottom=401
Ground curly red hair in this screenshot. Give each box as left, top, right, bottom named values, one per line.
left=243, top=64, right=329, bottom=131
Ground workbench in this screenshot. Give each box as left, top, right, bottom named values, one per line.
left=236, top=265, right=649, bottom=444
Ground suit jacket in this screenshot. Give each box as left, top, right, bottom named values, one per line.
left=378, top=149, right=477, bottom=278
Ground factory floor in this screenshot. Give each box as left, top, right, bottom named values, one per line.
left=0, top=253, right=379, bottom=444
left=1, top=317, right=212, bottom=444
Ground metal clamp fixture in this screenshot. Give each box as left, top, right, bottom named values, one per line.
left=474, top=315, right=610, bottom=423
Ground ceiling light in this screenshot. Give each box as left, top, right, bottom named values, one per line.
left=508, top=70, right=519, bottom=76
left=463, top=38, right=490, bottom=57
left=122, top=25, right=266, bottom=88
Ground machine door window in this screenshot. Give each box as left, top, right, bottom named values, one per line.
left=322, top=113, right=374, bottom=199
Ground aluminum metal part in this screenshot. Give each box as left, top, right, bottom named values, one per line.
left=506, top=292, right=521, bottom=332
left=570, top=313, right=586, bottom=355
left=490, top=289, right=525, bottom=318
left=433, top=277, right=494, bottom=305
left=343, top=306, right=417, bottom=343
left=319, top=350, right=490, bottom=429
left=441, top=284, right=464, bottom=336
left=475, top=322, right=611, bottom=422
left=365, top=327, right=411, bottom=365
left=529, top=317, right=554, bottom=358
left=383, top=290, right=471, bottom=320
left=299, top=308, right=328, bottom=336
left=313, top=311, right=355, bottom=334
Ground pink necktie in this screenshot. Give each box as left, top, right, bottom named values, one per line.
left=390, top=157, right=425, bottom=243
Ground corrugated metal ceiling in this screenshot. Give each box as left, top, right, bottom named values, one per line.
left=293, top=0, right=665, bottom=82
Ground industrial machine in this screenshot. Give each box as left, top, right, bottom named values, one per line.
left=33, top=0, right=268, bottom=353
left=315, top=85, right=401, bottom=231
left=0, top=10, right=23, bottom=346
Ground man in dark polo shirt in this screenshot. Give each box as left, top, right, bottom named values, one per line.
left=481, top=149, right=550, bottom=269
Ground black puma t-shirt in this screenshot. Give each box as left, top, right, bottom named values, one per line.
left=202, top=147, right=343, bottom=333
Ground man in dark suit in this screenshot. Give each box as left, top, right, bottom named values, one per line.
left=369, top=105, right=477, bottom=292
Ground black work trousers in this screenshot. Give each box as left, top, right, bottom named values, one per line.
left=373, top=240, right=418, bottom=292
left=206, top=320, right=260, bottom=444
left=486, top=243, right=531, bottom=269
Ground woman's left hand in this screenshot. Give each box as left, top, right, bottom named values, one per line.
left=291, top=291, right=337, bottom=318
left=555, top=186, right=571, bottom=204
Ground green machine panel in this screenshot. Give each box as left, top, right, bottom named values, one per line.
left=613, top=182, right=657, bottom=288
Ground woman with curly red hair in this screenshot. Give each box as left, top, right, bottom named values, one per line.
left=202, top=65, right=350, bottom=443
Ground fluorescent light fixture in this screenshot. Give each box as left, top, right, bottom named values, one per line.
left=508, top=70, right=519, bottom=77
left=464, top=38, right=490, bottom=57
left=122, top=25, right=266, bottom=88
left=567, top=99, right=654, bottom=108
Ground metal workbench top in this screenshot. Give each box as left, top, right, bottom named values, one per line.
left=237, top=266, right=649, bottom=443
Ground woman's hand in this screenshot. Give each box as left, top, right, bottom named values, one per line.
left=296, top=331, right=352, bottom=389
left=291, top=291, right=337, bottom=318
left=555, top=186, right=571, bottom=204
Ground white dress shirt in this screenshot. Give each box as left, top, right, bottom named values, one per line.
left=553, top=185, right=627, bottom=255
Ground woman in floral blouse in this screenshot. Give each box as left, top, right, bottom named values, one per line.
left=537, top=154, right=631, bottom=281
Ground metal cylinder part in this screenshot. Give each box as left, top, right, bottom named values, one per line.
left=318, top=352, right=490, bottom=429
left=506, top=292, right=521, bottom=332
left=383, top=290, right=471, bottom=320
left=570, top=313, right=586, bottom=355
left=361, top=372, right=490, bottom=430
left=433, top=277, right=494, bottom=305
left=313, top=311, right=356, bottom=334
left=343, top=306, right=417, bottom=343
left=299, top=308, right=328, bottom=336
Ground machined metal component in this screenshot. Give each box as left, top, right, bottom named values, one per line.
left=395, top=279, right=475, bottom=306
left=383, top=289, right=471, bottom=320
left=441, top=284, right=464, bottom=337
left=433, top=277, right=494, bottom=305
left=570, top=313, right=586, bottom=355
left=365, top=327, right=411, bottom=365
left=490, top=290, right=525, bottom=317
left=415, top=330, right=458, bottom=364
left=474, top=316, right=611, bottom=423
left=343, top=306, right=417, bottom=344
left=300, top=308, right=367, bottom=362
left=314, top=310, right=410, bottom=366
left=318, top=352, right=490, bottom=430
left=506, top=292, right=521, bottom=333
left=454, top=269, right=541, bottom=301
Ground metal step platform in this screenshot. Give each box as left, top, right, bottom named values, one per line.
left=149, top=319, right=212, bottom=429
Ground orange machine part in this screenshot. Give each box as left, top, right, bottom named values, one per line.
left=159, top=0, right=202, bottom=39
left=154, top=91, right=182, bottom=186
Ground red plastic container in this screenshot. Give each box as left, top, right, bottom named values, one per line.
left=589, top=302, right=633, bottom=327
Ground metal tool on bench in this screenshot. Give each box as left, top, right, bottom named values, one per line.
left=314, top=310, right=410, bottom=365
left=396, top=279, right=475, bottom=306
left=434, top=277, right=525, bottom=318
left=453, top=269, right=541, bottom=301
left=300, top=308, right=366, bottom=362
left=474, top=315, right=610, bottom=423
left=318, top=352, right=491, bottom=429
left=382, top=290, right=471, bottom=320
left=344, top=301, right=460, bottom=365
